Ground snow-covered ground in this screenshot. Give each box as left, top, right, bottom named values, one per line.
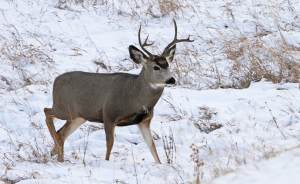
left=0, top=0, right=300, bottom=183
left=211, top=147, right=300, bottom=184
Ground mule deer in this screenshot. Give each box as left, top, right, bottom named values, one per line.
left=44, top=20, right=193, bottom=163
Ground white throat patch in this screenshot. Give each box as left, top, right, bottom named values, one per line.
left=149, top=83, right=166, bottom=90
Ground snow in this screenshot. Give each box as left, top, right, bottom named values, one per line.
left=1, top=81, right=299, bottom=183
left=211, top=147, right=300, bottom=184
left=0, top=0, right=300, bottom=183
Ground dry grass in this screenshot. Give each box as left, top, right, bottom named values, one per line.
left=172, top=27, right=300, bottom=89
left=0, top=125, right=50, bottom=165
left=0, top=27, right=54, bottom=91
left=55, top=0, right=300, bottom=90
left=224, top=33, right=300, bottom=88
left=0, top=26, right=53, bottom=65
left=56, top=0, right=186, bottom=18
left=158, top=0, right=181, bottom=16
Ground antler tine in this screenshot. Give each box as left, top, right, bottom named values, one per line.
left=173, top=18, right=177, bottom=41
left=138, top=24, right=154, bottom=57
left=162, top=19, right=194, bottom=56
left=143, top=35, right=154, bottom=46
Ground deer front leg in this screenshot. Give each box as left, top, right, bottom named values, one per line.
left=104, top=123, right=115, bottom=160
left=138, top=117, right=161, bottom=164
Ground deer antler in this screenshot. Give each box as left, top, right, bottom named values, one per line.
left=138, top=25, right=154, bottom=58
left=162, top=19, right=194, bottom=56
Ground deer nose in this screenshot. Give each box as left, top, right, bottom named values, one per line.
left=165, top=77, right=176, bottom=84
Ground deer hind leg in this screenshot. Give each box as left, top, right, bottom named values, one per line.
left=138, top=117, right=161, bottom=164
left=51, top=117, right=86, bottom=160
left=44, top=108, right=64, bottom=162
left=104, top=123, right=115, bottom=160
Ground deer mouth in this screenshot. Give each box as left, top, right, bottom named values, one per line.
left=165, top=77, right=176, bottom=85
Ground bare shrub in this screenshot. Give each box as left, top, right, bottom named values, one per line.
left=161, top=124, right=176, bottom=164
left=0, top=26, right=54, bottom=90
left=0, top=176, right=31, bottom=184
left=0, top=152, right=40, bottom=183
left=162, top=96, right=187, bottom=121
left=0, top=136, right=50, bottom=165
left=193, top=106, right=222, bottom=134
left=190, top=144, right=204, bottom=184
left=0, top=27, right=53, bottom=65
left=0, top=120, right=50, bottom=165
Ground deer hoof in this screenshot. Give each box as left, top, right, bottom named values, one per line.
left=50, top=146, right=59, bottom=156
left=51, top=144, right=64, bottom=162
left=57, top=154, right=64, bottom=162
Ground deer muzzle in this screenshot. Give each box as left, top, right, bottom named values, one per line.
left=165, top=77, right=176, bottom=85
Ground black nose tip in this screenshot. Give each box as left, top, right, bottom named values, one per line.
left=165, top=77, right=176, bottom=84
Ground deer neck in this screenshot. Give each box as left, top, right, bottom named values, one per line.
left=138, top=67, right=165, bottom=91
left=136, top=68, right=165, bottom=109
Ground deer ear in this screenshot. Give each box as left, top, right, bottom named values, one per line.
left=164, top=45, right=176, bottom=62
left=129, top=45, right=148, bottom=64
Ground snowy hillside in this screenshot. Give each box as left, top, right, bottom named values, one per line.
left=0, top=0, right=300, bottom=183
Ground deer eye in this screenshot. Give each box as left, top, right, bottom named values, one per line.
left=153, top=66, right=160, bottom=70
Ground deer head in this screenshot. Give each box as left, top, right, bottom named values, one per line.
left=129, top=19, right=194, bottom=87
